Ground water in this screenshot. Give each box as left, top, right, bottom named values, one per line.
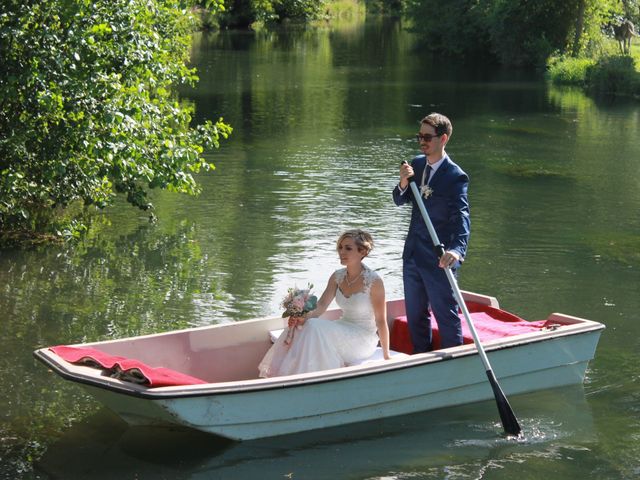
left=2, top=17, right=640, bottom=479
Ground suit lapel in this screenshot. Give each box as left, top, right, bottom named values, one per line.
left=429, top=156, right=450, bottom=187
left=413, top=155, right=426, bottom=181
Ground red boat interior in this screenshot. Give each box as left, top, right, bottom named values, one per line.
left=49, top=301, right=553, bottom=388
left=390, top=301, right=550, bottom=354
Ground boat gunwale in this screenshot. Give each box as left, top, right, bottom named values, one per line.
left=34, top=315, right=605, bottom=400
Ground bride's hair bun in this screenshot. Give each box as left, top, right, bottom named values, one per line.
left=337, top=229, right=374, bottom=256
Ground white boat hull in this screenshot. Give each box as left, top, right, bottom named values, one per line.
left=34, top=294, right=604, bottom=440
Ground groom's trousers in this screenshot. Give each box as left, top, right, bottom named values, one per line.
left=403, top=256, right=463, bottom=353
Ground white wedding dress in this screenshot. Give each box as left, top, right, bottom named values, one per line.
left=258, top=266, right=381, bottom=378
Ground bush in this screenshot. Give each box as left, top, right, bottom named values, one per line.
left=273, top=0, right=322, bottom=21
left=0, top=0, right=231, bottom=240
left=547, top=56, right=596, bottom=85
left=586, top=55, right=640, bottom=95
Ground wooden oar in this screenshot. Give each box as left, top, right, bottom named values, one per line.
left=404, top=166, right=522, bottom=436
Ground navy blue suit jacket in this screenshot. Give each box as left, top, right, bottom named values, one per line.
left=393, top=154, right=470, bottom=269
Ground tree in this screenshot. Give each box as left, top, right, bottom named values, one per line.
left=406, top=0, right=621, bottom=66
left=406, top=0, right=494, bottom=60
left=571, top=0, right=624, bottom=57
left=0, top=0, right=231, bottom=240
left=219, top=0, right=323, bottom=28
left=487, top=0, right=583, bottom=66
left=573, top=0, right=587, bottom=56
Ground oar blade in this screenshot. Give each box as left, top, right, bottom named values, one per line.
left=486, top=369, right=522, bottom=436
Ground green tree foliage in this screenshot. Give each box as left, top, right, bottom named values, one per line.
left=219, top=0, right=268, bottom=27
left=220, top=0, right=323, bottom=28
left=406, top=0, right=494, bottom=59
left=621, top=0, right=640, bottom=23
left=364, top=0, right=405, bottom=15
left=570, top=0, right=613, bottom=58
left=488, top=0, right=582, bottom=66
left=406, top=0, right=624, bottom=66
left=0, top=0, right=231, bottom=239
left=273, top=0, right=323, bottom=21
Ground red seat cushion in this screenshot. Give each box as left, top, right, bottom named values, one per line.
left=390, top=302, right=547, bottom=354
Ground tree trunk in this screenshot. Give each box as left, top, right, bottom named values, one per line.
left=572, top=0, right=586, bottom=57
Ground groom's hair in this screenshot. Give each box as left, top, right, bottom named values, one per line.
left=421, top=113, right=452, bottom=138
left=337, top=229, right=374, bottom=256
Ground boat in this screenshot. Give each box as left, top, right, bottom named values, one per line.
left=34, top=291, right=604, bottom=441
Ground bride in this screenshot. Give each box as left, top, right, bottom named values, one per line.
left=259, top=229, right=390, bottom=378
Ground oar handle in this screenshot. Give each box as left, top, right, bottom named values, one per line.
left=401, top=161, right=446, bottom=257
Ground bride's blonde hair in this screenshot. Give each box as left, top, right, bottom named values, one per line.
left=336, top=229, right=374, bottom=256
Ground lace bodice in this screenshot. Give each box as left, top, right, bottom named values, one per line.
left=334, top=266, right=379, bottom=333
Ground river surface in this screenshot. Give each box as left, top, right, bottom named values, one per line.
left=2, top=17, right=639, bottom=480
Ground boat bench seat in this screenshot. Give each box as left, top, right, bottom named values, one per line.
left=391, top=302, right=548, bottom=354
left=268, top=329, right=409, bottom=366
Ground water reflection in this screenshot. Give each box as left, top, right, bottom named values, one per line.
left=36, top=386, right=598, bottom=480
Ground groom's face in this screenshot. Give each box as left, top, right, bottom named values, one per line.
left=418, top=124, right=446, bottom=159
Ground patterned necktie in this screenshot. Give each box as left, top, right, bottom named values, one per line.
left=424, top=165, right=432, bottom=185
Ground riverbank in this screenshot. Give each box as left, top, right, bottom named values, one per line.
left=547, top=44, right=640, bottom=98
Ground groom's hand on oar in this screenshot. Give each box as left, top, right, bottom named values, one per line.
left=439, top=250, right=461, bottom=269
left=399, top=160, right=414, bottom=188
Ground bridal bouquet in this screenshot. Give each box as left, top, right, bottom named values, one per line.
left=281, top=284, right=317, bottom=345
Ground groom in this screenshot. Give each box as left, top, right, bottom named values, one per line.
left=392, top=113, right=470, bottom=353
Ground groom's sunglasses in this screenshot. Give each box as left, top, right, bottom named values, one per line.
left=416, top=133, right=442, bottom=143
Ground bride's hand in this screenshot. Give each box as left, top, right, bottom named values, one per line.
left=288, top=315, right=306, bottom=328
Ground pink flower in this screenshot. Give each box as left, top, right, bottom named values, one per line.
left=292, top=296, right=306, bottom=310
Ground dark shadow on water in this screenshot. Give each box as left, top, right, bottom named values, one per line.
left=35, top=410, right=234, bottom=479
left=36, top=385, right=596, bottom=480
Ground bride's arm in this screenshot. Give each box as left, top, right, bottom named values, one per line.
left=293, top=273, right=338, bottom=325
left=371, top=278, right=390, bottom=359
